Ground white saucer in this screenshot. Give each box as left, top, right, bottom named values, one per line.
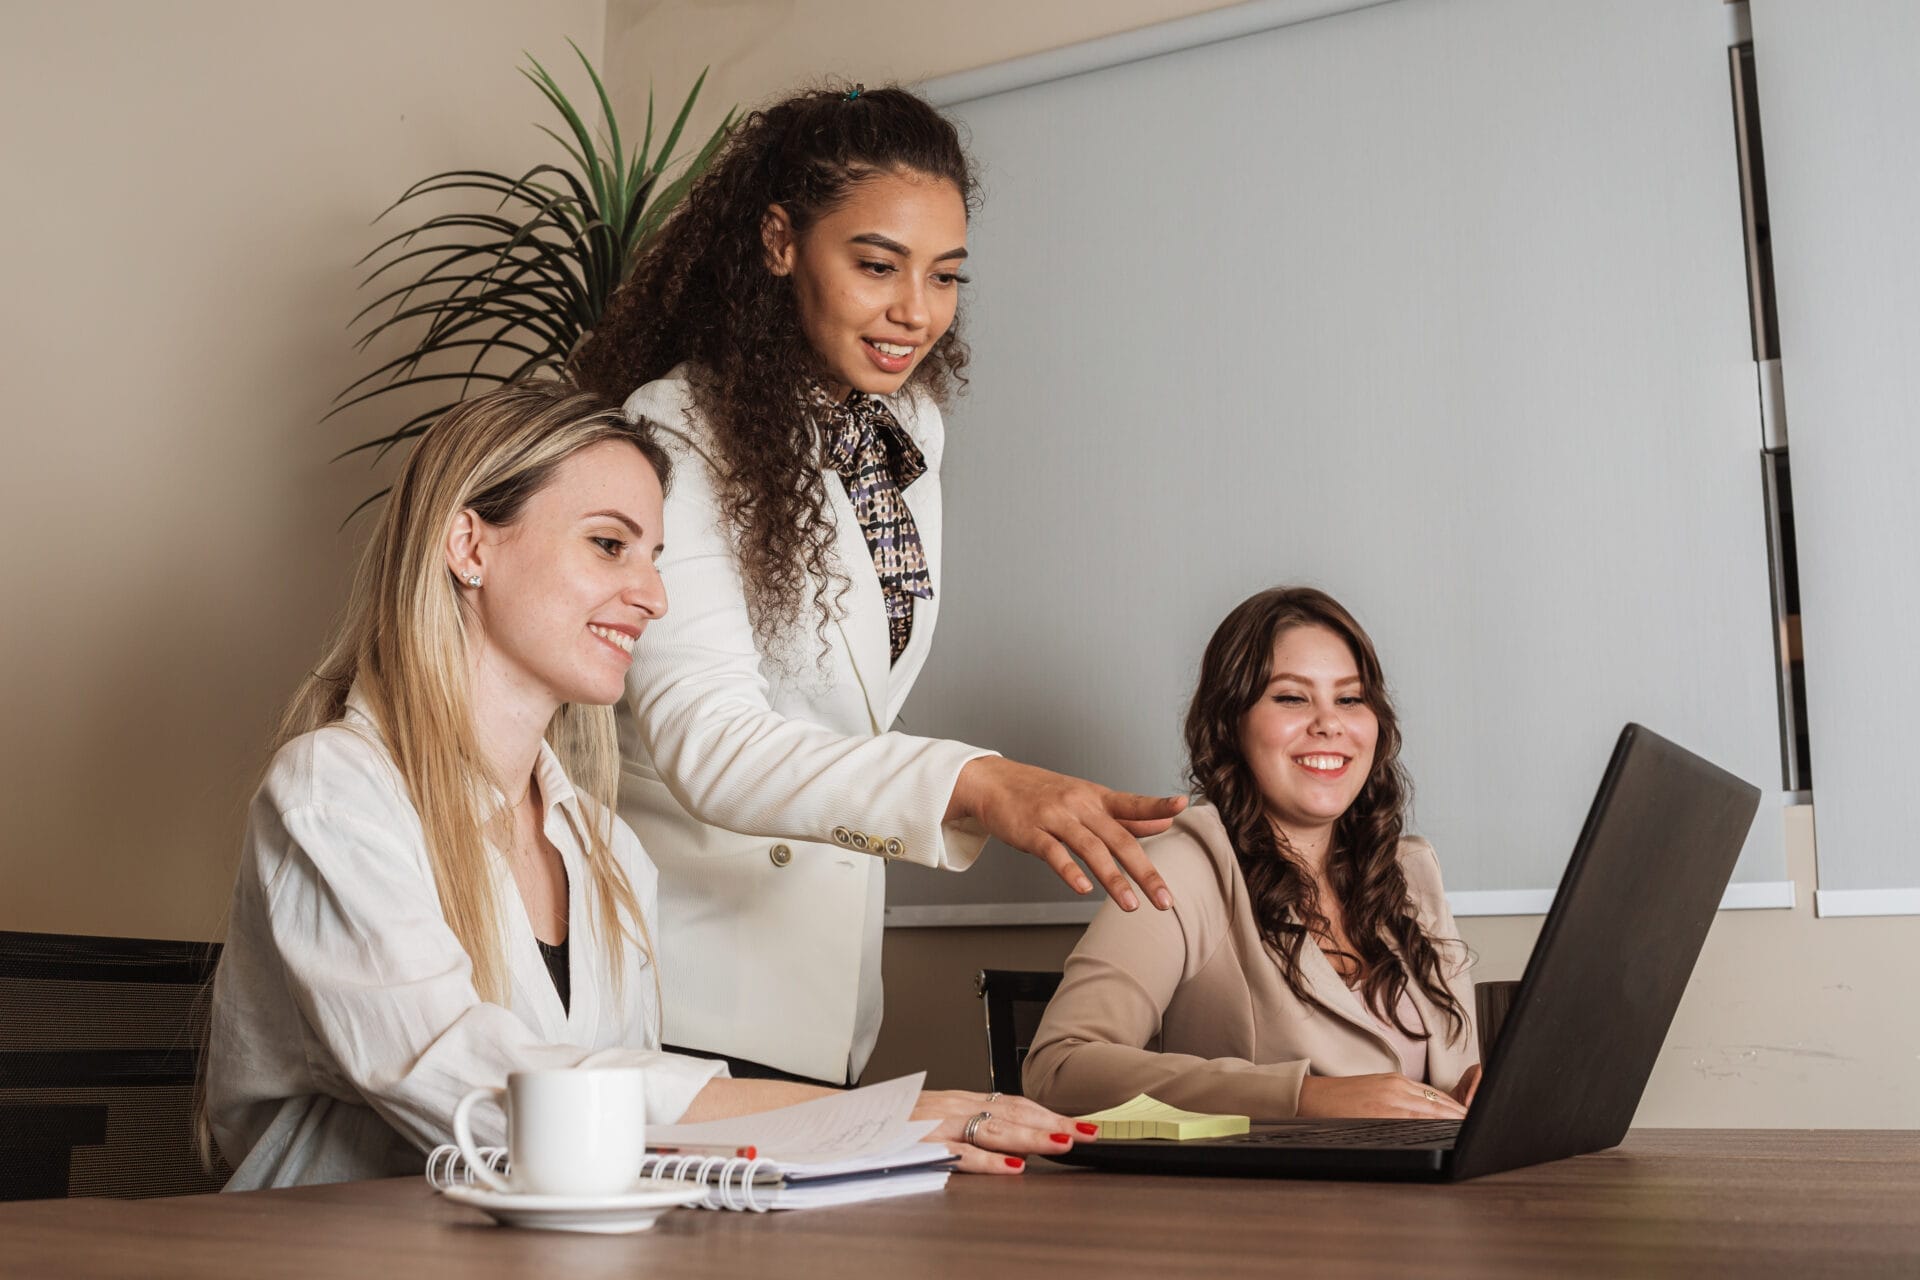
left=443, top=1178, right=706, bottom=1234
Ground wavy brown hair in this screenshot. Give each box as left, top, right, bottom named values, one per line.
left=572, top=84, right=975, bottom=651
left=1183, top=587, right=1467, bottom=1043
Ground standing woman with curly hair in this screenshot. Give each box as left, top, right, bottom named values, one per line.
left=1022, top=587, right=1482, bottom=1118
left=572, top=85, right=1185, bottom=1086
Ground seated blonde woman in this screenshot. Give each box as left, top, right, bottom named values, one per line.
left=205, top=382, right=1086, bottom=1188
left=1023, top=587, right=1480, bottom=1120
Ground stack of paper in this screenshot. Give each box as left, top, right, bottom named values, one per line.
left=1075, top=1094, right=1251, bottom=1140
left=646, top=1072, right=954, bottom=1208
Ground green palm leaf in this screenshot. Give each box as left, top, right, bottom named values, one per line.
left=333, top=47, right=733, bottom=514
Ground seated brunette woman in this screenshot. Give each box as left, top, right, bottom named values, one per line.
left=204, top=382, right=1084, bottom=1188
left=1023, top=587, right=1480, bottom=1121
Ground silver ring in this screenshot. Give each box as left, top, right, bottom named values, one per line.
left=961, top=1110, right=992, bottom=1144
left=984, top=1091, right=1001, bottom=1103
left=1422, top=1088, right=1439, bottom=1102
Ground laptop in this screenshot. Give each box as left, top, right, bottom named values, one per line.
left=1050, top=723, right=1762, bottom=1182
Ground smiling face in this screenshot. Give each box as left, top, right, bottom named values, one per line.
left=451, top=439, right=667, bottom=711
left=1238, top=624, right=1381, bottom=852
left=764, top=168, right=969, bottom=400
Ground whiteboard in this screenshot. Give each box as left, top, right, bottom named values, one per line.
left=888, top=0, right=1790, bottom=924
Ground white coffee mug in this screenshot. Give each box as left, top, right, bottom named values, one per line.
left=452, top=1067, right=647, bottom=1197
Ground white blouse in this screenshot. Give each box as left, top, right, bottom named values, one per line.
left=206, top=692, right=725, bottom=1189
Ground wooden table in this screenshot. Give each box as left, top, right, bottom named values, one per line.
left=2, top=1131, right=1916, bottom=1278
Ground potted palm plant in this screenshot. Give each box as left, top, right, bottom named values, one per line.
left=330, top=43, right=732, bottom=510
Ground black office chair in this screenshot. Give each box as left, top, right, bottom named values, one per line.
left=1474, top=979, right=1519, bottom=1061
left=974, top=969, right=1063, bottom=1096
left=978, top=969, right=1522, bottom=1099
left=0, top=930, right=230, bottom=1200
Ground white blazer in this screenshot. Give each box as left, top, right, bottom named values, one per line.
left=617, top=366, right=992, bottom=1083
left=206, top=691, right=724, bottom=1190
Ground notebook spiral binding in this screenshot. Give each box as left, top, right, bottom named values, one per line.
left=424, top=1144, right=779, bottom=1213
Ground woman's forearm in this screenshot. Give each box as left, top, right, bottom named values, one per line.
left=676, top=1076, right=838, bottom=1123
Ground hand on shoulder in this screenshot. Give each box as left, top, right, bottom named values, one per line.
left=946, top=756, right=1186, bottom=911
left=913, top=1089, right=1095, bottom=1175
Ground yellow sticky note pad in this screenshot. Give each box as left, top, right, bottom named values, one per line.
left=1075, top=1094, right=1250, bottom=1141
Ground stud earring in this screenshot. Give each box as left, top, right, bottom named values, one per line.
left=463, top=573, right=482, bottom=588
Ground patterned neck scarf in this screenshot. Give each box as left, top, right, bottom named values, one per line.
left=810, top=383, right=934, bottom=663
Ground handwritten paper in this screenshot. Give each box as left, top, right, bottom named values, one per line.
left=648, top=1072, right=942, bottom=1172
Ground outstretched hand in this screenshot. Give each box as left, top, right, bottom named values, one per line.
left=948, top=756, right=1187, bottom=910
left=913, top=1089, right=1097, bottom=1175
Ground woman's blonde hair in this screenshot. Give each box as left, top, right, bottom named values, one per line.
left=285, top=379, right=673, bottom=1004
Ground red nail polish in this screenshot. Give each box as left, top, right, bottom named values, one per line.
left=1050, top=1132, right=1071, bottom=1144
left=1075, top=1122, right=1098, bottom=1136
left=1004, top=1157, right=1024, bottom=1170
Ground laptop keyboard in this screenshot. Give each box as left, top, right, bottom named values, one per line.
left=1223, top=1120, right=1461, bottom=1149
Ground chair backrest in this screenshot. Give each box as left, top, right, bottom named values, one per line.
left=1474, top=979, right=1520, bottom=1062
left=0, top=930, right=229, bottom=1200
left=974, top=969, right=1063, bottom=1096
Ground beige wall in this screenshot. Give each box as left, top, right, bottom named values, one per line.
left=0, top=0, right=605, bottom=938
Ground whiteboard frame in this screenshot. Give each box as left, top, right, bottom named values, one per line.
left=886, top=880, right=1797, bottom=927
left=921, top=0, right=1396, bottom=108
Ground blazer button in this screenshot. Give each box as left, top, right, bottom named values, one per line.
left=832, top=826, right=852, bottom=847
left=850, top=832, right=870, bottom=851
left=883, top=837, right=905, bottom=859
left=770, top=844, right=793, bottom=868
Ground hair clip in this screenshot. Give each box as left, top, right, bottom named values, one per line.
left=846, top=84, right=864, bottom=101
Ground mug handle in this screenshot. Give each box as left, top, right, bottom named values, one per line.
left=451, top=1086, right=512, bottom=1193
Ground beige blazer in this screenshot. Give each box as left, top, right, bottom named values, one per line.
left=615, top=365, right=991, bottom=1084
left=1023, top=805, right=1478, bottom=1118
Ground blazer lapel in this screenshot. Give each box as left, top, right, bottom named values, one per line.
left=881, top=468, right=940, bottom=726
left=1302, top=930, right=1480, bottom=1084
left=1298, top=938, right=1403, bottom=1059
left=823, top=468, right=889, bottom=733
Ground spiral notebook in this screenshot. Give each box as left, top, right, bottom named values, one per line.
left=426, top=1072, right=955, bottom=1212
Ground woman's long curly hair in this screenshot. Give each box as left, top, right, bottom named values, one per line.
left=572, top=85, right=976, bottom=651
left=1183, top=587, right=1468, bottom=1043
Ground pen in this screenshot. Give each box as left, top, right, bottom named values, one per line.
left=650, top=1143, right=759, bottom=1159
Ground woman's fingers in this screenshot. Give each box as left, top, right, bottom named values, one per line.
left=1033, top=834, right=1095, bottom=895
left=921, top=1092, right=1086, bottom=1173
left=955, top=760, right=1181, bottom=910
left=945, top=1143, right=1028, bottom=1175
left=987, top=1094, right=1090, bottom=1138
left=1054, top=820, right=1143, bottom=911
left=1030, top=800, right=1176, bottom=912
left=957, top=1112, right=1077, bottom=1156
left=1030, top=823, right=1153, bottom=910
left=1104, top=792, right=1188, bottom=825
left=1081, top=808, right=1175, bottom=910
left=1402, top=1078, right=1467, bottom=1119
left=1452, top=1065, right=1483, bottom=1107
